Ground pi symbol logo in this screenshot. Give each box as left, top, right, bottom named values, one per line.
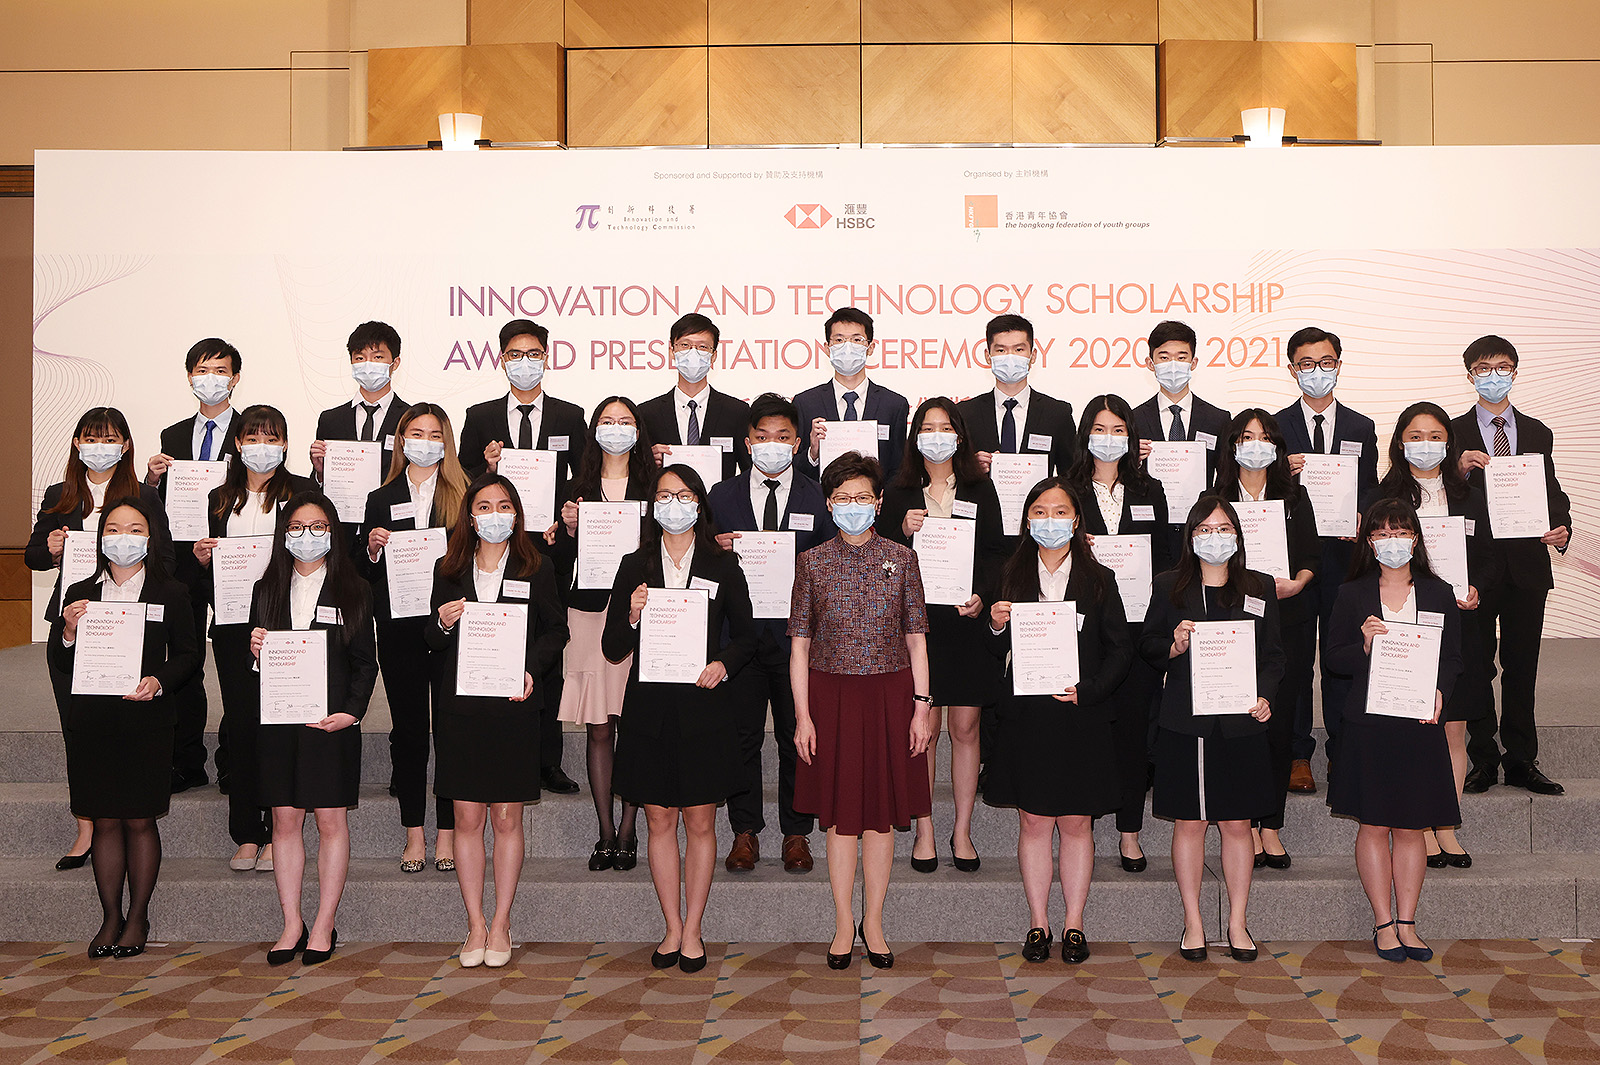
left=575, top=204, right=600, bottom=230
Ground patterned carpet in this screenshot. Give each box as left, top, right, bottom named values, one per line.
left=3, top=938, right=1599, bottom=1064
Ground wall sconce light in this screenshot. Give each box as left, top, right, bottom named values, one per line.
left=439, top=113, right=484, bottom=151
left=1240, top=107, right=1286, bottom=148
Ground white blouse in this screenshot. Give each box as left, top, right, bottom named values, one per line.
left=227, top=490, right=278, bottom=536
left=473, top=549, right=508, bottom=603
left=1091, top=479, right=1123, bottom=531
left=289, top=565, right=328, bottom=630
left=1380, top=587, right=1418, bottom=624
left=1416, top=474, right=1450, bottom=517
left=662, top=541, right=695, bottom=589
left=408, top=470, right=440, bottom=529
left=1038, top=553, right=1073, bottom=602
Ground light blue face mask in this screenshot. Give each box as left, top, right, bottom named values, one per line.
left=1029, top=516, right=1075, bottom=549
left=77, top=442, right=125, bottom=473
left=1233, top=440, right=1277, bottom=470
left=1373, top=536, right=1415, bottom=568
left=505, top=356, right=544, bottom=391
left=241, top=443, right=285, bottom=475
left=831, top=501, right=876, bottom=536
left=916, top=431, right=958, bottom=464
left=351, top=360, right=392, bottom=391
left=1295, top=366, right=1338, bottom=399
left=1153, top=360, right=1192, bottom=394
left=674, top=350, right=712, bottom=384
left=828, top=341, right=868, bottom=378
left=1192, top=532, right=1238, bottom=566
left=1402, top=440, right=1449, bottom=471
left=990, top=353, right=1030, bottom=384
left=750, top=441, right=795, bottom=475
left=1473, top=368, right=1515, bottom=404
left=595, top=424, right=638, bottom=455
left=1087, top=433, right=1129, bottom=463
left=403, top=438, right=445, bottom=468
left=654, top=498, right=698, bottom=535
left=286, top=529, right=331, bottom=563
left=101, top=533, right=149, bottom=567
left=474, top=512, right=516, bottom=544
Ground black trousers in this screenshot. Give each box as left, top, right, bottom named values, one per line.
left=541, top=661, right=564, bottom=772
left=1257, top=615, right=1314, bottom=832
left=378, top=617, right=453, bottom=831
left=170, top=590, right=210, bottom=779
left=213, top=626, right=270, bottom=847
left=1315, top=579, right=1353, bottom=762
left=1468, top=583, right=1548, bottom=771
left=725, top=630, right=811, bottom=838
left=1108, top=626, right=1160, bottom=834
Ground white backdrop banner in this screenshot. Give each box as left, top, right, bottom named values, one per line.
left=31, top=146, right=1600, bottom=636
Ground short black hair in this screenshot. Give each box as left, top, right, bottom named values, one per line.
left=747, top=392, right=800, bottom=435
left=669, top=313, right=720, bottom=349
left=1463, top=334, right=1518, bottom=369
left=185, top=337, right=241, bottom=375
left=499, top=318, right=549, bottom=351
left=986, top=314, right=1034, bottom=347
left=824, top=306, right=874, bottom=342
left=1287, top=326, right=1342, bottom=360
left=821, top=452, right=883, bottom=498
left=347, top=321, right=402, bottom=359
left=1147, top=320, right=1197, bottom=354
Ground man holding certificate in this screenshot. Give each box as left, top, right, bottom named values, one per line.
left=1140, top=495, right=1284, bottom=965
left=1326, top=499, right=1462, bottom=965
left=602, top=465, right=757, bottom=975
left=793, top=307, right=911, bottom=483
left=957, top=314, right=1077, bottom=485
left=637, top=313, right=752, bottom=483
left=309, top=321, right=411, bottom=530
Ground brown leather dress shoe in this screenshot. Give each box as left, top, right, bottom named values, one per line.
left=725, top=831, right=759, bottom=872
left=1289, top=759, right=1317, bottom=794
left=782, top=834, right=814, bottom=873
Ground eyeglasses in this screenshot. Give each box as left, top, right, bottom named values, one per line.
left=286, top=522, right=331, bottom=536
left=1470, top=365, right=1514, bottom=378
left=1369, top=530, right=1415, bottom=542
left=672, top=343, right=715, bottom=354
left=502, top=349, right=545, bottom=362
left=1293, top=357, right=1340, bottom=371
left=1195, top=524, right=1236, bottom=536
left=829, top=493, right=877, bottom=506
left=654, top=490, right=697, bottom=504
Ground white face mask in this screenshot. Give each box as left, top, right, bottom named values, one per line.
left=350, top=361, right=391, bottom=392
left=595, top=424, right=638, bottom=455
left=1403, top=440, right=1449, bottom=472
left=990, top=353, right=1031, bottom=384
left=240, top=443, right=285, bottom=475
left=474, top=512, right=516, bottom=544
left=505, top=356, right=544, bottom=392
left=77, top=442, right=125, bottom=473
left=1233, top=440, right=1277, bottom=470
left=674, top=349, right=712, bottom=384
left=190, top=373, right=233, bottom=405
left=402, top=438, right=445, bottom=468
left=1152, top=360, right=1192, bottom=394
left=1086, top=434, right=1129, bottom=463
left=916, top=431, right=959, bottom=464
left=101, top=533, right=149, bottom=567
left=750, top=441, right=795, bottom=476
left=829, top=341, right=868, bottom=378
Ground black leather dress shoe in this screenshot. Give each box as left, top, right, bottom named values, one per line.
left=858, top=922, right=893, bottom=969
left=678, top=951, right=707, bottom=974
left=541, top=766, right=580, bottom=794
left=1504, top=762, right=1564, bottom=795
left=949, top=834, right=980, bottom=873
left=170, top=769, right=209, bottom=794
left=1179, top=935, right=1207, bottom=963
left=302, top=928, right=337, bottom=965
left=1463, top=766, right=1496, bottom=793
left=1442, top=847, right=1472, bottom=869
left=1061, top=929, right=1090, bottom=965
left=587, top=841, right=614, bottom=872
left=1253, top=850, right=1267, bottom=869
left=1020, top=928, right=1052, bottom=963
left=55, top=848, right=92, bottom=871
left=267, top=925, right=309, bottom=966
left=1120, top=851, right=1147, bottom=873
left=651, top=948, right=680, bottom=969
left=1426, top=849, right=1448, bottom=869
left=1227, top=929, right=1258, bottom=963
left=1263, top=851, right=1291, bottom=870
left=613, top=838, right=638, bottom=871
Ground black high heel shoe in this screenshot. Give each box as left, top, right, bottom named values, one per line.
left=613, top=838, right=638, bottom=871
left=1262, top=850, right=1292, bottom=871
left=910, top=837, right=938, bottom=874
left=857, top=921, right=893, bottom=969
left=1440, top=846, right=1472, bottom=869
left=949, top=834, right=980, bottom=873
left=111, top=918, right=149, bottom=959
left=88, top=918, right=123, bottom=959
left=302, top=928, right=337, bottom=965
left=1253, top=850, right=1267, bottom=869
left=588, top=840, right=614, bottom=872
left=56, top=847, right=92, bottom=871
left=267, top=924, right=309, bottom=966
left=826, top=926, right=855, bottom=970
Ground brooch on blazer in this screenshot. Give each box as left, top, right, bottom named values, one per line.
left=882, top=560, right=897, bottom=576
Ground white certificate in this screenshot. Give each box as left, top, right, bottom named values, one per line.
left=496, top=449, right=559, bottom=533
left=384, top=529, right=447, bottom=618
left=212, top=535, right=274, bottom=626
left=1089, top=534, right=1153, bottom=623
left=1146, top=442, right=1207, bottom=519
left=1010, top=602, right=1081, bottom=696
left=660, top=444, right=726, bottom=492
left=456, top=602, right=528, bottom=697
left=71, top=602, right=147, bottom=696
left=732, top=531, right=795, bottom=619
left=1484, top=456, right=1549, bottom=538
left=58, top=530, right=98, bottom=612
left=1234, top=499, right=1291, bottom=580
left=1190, top=620, right=1258, bottom=716
left=817, top=420, right=880, bottom=475
left=912, top=516, right=976, bottom=606
left=1299, top=454, right=1359, bottom=537
left=638, top=588, right=709, bottom=684
left=1367, top=620, right=1443, bottom=721
left=322, top=441, right=383, bottom=527
left=577, top=502, right=642, bottom=589
left=166, top=459, right=229, bottom=541
left=990, top=452, right=1050, bottom=537
left=259, top=629, right=328, bottom=725
left=1419, top=515, right=1469, bottom=601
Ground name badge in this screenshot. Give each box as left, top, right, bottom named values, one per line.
left=503, top=579, right=530, bottom=599
left=711, top=436, right=733, bottom=453
left=317, top=605, right=342, bottom=625
left=1243, top=595, right=1266, bottom=618
left=788, top=513, right=814, bottom=531
left=639, top=501, right=650, bottom=516
left=1340, top=440, right=1364, bottom=458
left=1075, top=611, right=1086, bottom=632
left=1027, top=433, right=1052, bottom=451
left=690, top=576, right=719, bottom=598
left=384, top=434, right=396, bottom=450
left=1418, top=610, right=1445, bottom=628
left=548, top=435, right=569, bottom=452
left=1130, top=505, right=1156, bottom=522
left=952, top=500, right=978, bottom=519
left=390, top=502, right=416, bottom=523
left=1465, top=518, right=1476, bottom=536
left=1195, top=431, right=1217, bottom=450
left=145, top=603, right=164, bottom=622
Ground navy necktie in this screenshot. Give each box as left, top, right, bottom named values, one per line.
left=1000, top=398, right=1018, bottom=453
left=843, top=391, right=859, bottom=421
left=1167, top=404, right=1186, bottom=442
left=686, top=399, right=701, bottom=445
left=198, top=419, right=216, bottom=461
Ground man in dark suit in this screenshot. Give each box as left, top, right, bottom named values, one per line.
left=956, top=313, right=1077, bottom=481
left=793, top=306, right=910, bottom=483
left=456, top=317, right=588, bottom=795
left=309, top=321, right=411, bottom=496
left=1273, top=326, right=1379, bottom=794
left=1453, top=335, right=1573, bottom=796
left=142, top=337, right=244, bottom=794
left=708, top=393, right=836, bottom=875
left=637, top=312, right=752, bottom=483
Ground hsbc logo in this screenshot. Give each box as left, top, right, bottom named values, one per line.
left=786, top=204, right=832, bottom=228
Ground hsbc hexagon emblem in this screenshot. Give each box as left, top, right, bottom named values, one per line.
left=786, top=204, right=832, bottom=229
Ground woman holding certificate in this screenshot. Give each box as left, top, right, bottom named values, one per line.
left=247, top=490, right=378, bottom=966
left=28, top=407, right=174, bottom=871
left=426, top=473, right=567, bottom=969
left=985, top=477, right=1133, bottom=964
left=1141, top=495, right=1285, bottom=963
left=362, top=403, right=470, bottom=875
left=1067, top=394, right=1172, bottom=876
left=51, top=495, right=200, bottom=958
left=193, top=405, right=315, bottom=872
left=878, top=398, right=1006, bottom=874
left=1327, top=498, right=1463, bottom=963
left=550, top=397, right=654, bottom=873
left=601, top=465, right=757, bottom=973
left=791, top=452, right=934, bottom=970
left=1365, top=402, right=1497, bottom=869
left=1213, top=410, right=1320, bottom=871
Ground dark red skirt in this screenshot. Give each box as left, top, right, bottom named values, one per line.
left=794, top=668, right=931, bottom=835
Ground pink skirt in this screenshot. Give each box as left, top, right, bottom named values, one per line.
left=794, top=668, right=931, bottom=836
left=557, top=608, right=631, bottom=726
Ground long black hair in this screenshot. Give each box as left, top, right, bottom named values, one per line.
left=439, top=473, right=543, bottom=582
left=997, top=476, right=1105, bottom=604
left=1214, top=408, right=1297, bottom=503
left=48, top=407, right=142, bottom=518
left=570, top=395, right=655, bottom=501
left=1170, top=493, right=1267, bottom=609
left=92, top=493, right=173, bottom=585
left=1065, top=393, right=1155, bottom=493
left=1347, top=497, right=1439, bottom=584
left=211, top=404, right=298, bottom=520
left=1378, top=401, right=1470, bottom=508
left=639, top=464, right=726, bottom=581
left=894, top=397, right=985, bottom=490
left=253, top=490, right=370, bottom=642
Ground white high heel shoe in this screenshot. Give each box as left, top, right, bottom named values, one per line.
left=484, top=944, right=512, bottom=968
left=458, top=940, right=485, bottom=968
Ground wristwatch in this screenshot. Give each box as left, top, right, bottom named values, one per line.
left=912, top=694, right=933, bottom=704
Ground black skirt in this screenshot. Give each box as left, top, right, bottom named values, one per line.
left=257, top=720, right=362, bottom=809
left=984, top=694, right=1119, bottom=818
left=434, top=708, right=541, bottom=804
left=1443, top=617, right=1492, bottom=723
left=1152, top=726, right=1273, bottom=822
left=927, top=605, right=1002, bottom=707
left=1329, top=715, right=1460, bottom=830
left=614, top=696, right=738, bottom=809
left=66, top=697, right=176, bottom=820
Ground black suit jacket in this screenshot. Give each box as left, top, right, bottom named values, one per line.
left=1452, top=407, right=1573, bottom=591
left=50, top=573, right=201, bottom=704
left=1073, top=475, right=1176, bottom=578
left=249, top=574, right=380, bottom=722
left=707, top=469, right=836, bottom=646
left=360, top=475, right=456, bottom=622
left=1219, top=483, right=1322, bottom=626
left=549, top=474, right=652, bottom=613
left=1326, top=572, right=1462, bottom=723
left=1132, top=393, right=1231, bottom=498
left=457, top=391, right=589, bottom=485
left=1359, top=482, right=1501, bottom=595
left=877, top=476, right=1010, bottom=605
left=637, top=387, right=752, bottom=482
left=1277, top=399, right=1378, bottom=593
left=1140, top=568, right=1287, bottom=738
left=956, top=388, right=1077, bottom=476
left=155, top=410, right=241, bottom=502
left=195, top=474, right=319, bottom=631
left=601, top=543, right=758, bottom=738
left=425, top=555, right=567, bottom=717
left=315, top=394, right=410, bottom=482
left=793, top=379, right=910, bottom=483
left=27, top=482, right=177, bottom=623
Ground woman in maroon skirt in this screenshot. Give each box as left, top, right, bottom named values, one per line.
left=791, top=453, right=933, bottom=971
